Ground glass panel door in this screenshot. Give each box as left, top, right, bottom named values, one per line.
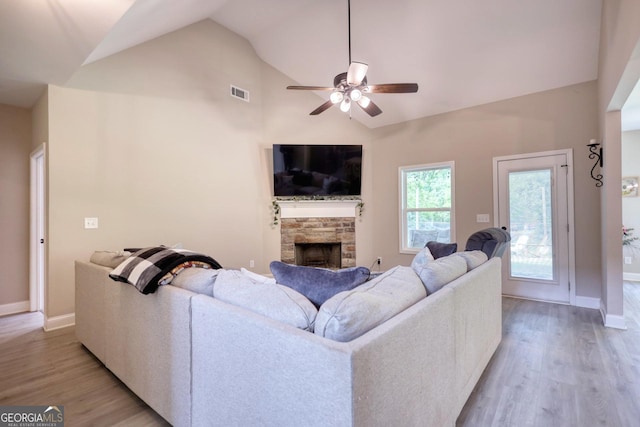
left=495, top=152, right=571, bottom=304
left=508, top=169, right=554, bottom=281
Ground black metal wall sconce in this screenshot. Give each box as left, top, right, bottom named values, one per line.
left=587, top=139, right=603, bottom=187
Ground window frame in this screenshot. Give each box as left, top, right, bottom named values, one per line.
left=398, top=161, right=456, bottom=254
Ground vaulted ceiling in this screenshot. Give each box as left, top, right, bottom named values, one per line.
left=0, top=0, right=625, bottom=129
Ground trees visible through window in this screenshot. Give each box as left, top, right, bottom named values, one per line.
left=400, top=162, right=454, bottom=252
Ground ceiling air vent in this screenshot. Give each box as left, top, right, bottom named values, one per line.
left=230, top=85, right=250, bottom=102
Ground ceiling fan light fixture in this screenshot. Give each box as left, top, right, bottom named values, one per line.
left=340, top=97, right=351, bottom=112
left=330, top=91, right=344, bottom=104
left=358, top=96, right=371, bottom=108
left=350, top=88, right=362, bottom=101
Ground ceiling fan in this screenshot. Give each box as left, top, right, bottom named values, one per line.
left=286, top=0, right=418, bottom=117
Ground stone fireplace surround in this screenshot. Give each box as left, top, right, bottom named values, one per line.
left=280, top=217, right=356, bottom=268
left=278, top=200, right=359, bottom=269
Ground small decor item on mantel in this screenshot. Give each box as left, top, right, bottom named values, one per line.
left=622, top=177, right=639, bottom=197
left=271, top=200, right=281, bottom=226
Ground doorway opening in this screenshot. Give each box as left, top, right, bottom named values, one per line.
left=493, top=149, right=576, bottom=305
left=30, top=144, right=46, bottom=317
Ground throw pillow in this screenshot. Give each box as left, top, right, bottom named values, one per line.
left=426, top=241, right=458, bottom=259
left=315, top=266, right=426, bottom=342
left=269, top=261, right=370, bottom=307
left=410, top=246, right=435, bottom=272
left=412, top=253, right=467, bottom=294
left=213, top=269, right=318, bottom=331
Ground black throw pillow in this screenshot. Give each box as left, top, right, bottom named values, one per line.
left=426, top=241, right=458, bottom=259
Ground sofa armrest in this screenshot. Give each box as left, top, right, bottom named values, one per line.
left=349, top=286, right=457, bottom=427
left=447, top=257, right=502, bottom=415
left=191, top=294, right=354, bottom=427
left=75, top=260, right=111, bottom=363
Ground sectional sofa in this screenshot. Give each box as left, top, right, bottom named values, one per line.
left=75, top=253, right=502, bottom=426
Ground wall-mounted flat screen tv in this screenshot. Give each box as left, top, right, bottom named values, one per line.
left=273, top=144, right=362, bottom=197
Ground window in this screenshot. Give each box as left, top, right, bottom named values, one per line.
left=399, top=161, right=455, bottom=253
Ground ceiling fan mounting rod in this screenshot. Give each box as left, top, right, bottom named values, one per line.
left=347, top=0, right=351, bottom=65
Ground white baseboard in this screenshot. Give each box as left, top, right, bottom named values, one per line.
left=575, top=296, right=601, bottom=310
left=599, top=301, right=627, bottom=330
left=0, top=300, right=30, bottom=317
left=623, top=272, right=640, bottom=282
left=44, top=313, right=75, bottom=331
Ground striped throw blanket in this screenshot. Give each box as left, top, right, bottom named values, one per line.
left=109, top=246, right=222, bottom=294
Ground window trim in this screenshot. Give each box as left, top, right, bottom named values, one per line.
left=398, top=161, right=456, bottom=254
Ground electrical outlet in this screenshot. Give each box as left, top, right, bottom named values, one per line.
left=625, top=256, right=633, bottom=265
left=249, top=260, right=255, bottom=268
left=84, top=217, right=98, bottom=229
left=377, top=257, right=382, bottom=265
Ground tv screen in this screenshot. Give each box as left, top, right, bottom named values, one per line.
left=273, top=144, right=362, bottom=197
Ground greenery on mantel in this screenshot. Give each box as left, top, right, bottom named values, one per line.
left=271, top=197, right=364, bottom=226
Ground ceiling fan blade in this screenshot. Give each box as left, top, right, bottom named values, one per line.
left=357, top=98, right=382, bottom=117
left=366, top=83, right=419, bottom=93
left=287, top=85, right=334, bottom=91
left=310, top=100, right=335, bottom=115
left=347, top=62, right=368, bottom=86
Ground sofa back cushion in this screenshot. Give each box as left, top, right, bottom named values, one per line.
left=172, top=268, right=219, bottom=295
left=269, top=261, right=370, bottom=307
left=213, top=269, right=318, bottom=331
left=314, top=266, right=426, bottom=342
left=455, top=250, right=488, bottom=271
left=412, top=253, right=467, bottom=294
left=90, top=250, right=132, bottom=268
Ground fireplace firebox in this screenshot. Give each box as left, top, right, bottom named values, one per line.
left=295, top=243, right=342, bottom=268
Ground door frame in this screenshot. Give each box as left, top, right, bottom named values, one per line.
left=492, top=149, right=577, bottom=306
left=30, top=143, right=46, bottom=314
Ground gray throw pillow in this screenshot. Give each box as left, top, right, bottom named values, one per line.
left=426, top=241, right=458, bottom=259
left=410, top=246, right=435, bottom=271
left=269, top=261, right=370, bottom=307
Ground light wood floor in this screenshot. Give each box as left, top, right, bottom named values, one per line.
left=458, top=282, right=640, bottom=427
left=1, top=284, right=639, bottom=427
left=0, top=312, right=169, bottom=426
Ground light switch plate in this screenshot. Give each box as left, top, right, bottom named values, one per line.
left=84, top=217, right=99, bottom=229
left=476, top=214, right=490, bottom=223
